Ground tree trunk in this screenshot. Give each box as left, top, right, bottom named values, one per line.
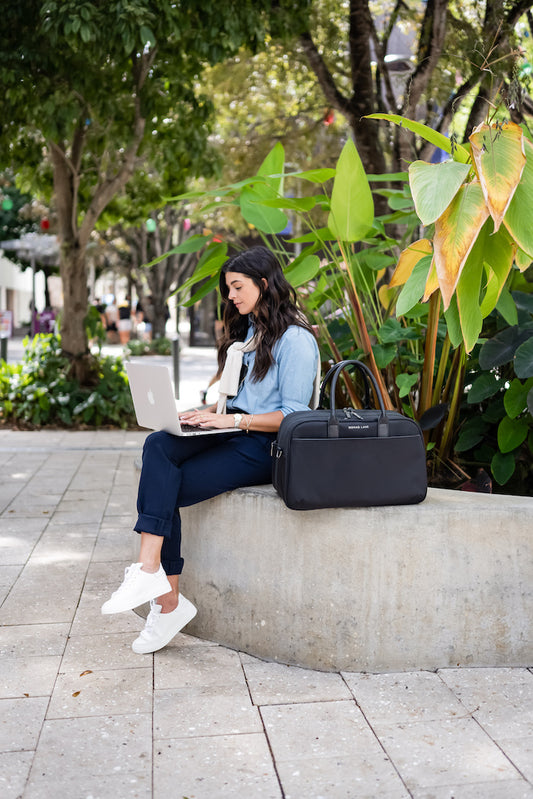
left=59, top=241, right=98, bottom=382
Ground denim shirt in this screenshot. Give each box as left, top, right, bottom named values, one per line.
left=226, top=323, right=319, bottom=417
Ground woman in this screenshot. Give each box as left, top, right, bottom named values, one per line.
left=101, top=247, right=319, bottom=654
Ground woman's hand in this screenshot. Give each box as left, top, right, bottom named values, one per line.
left=179, top=408, right=235, bottom=429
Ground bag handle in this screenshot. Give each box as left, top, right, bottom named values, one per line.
left=327, top=360, right=389, bottom=438
left=318, top=361, right=371, bottom=410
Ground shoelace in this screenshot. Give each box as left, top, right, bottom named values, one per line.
left=141, top=601, right=161, bottom=638
left=110, top=563, right=141, bottom=598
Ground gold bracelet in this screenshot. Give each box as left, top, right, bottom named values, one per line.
left=245, top=414, right=254, bottom=432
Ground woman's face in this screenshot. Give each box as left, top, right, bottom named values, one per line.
left=225, top=271, right=263, bottom=316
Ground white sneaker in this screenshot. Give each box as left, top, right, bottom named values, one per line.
left=101, top=563, right=171, bottom=614
left=132, top=594, right=197, bottom=654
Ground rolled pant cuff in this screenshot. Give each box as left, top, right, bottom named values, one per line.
left=161, top=558, right=184, bottom=575
left=134, top=513, right=172, bottom=537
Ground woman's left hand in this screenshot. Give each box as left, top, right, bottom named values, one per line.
left=179, top=409, right=235, bottom=429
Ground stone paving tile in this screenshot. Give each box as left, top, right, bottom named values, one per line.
left=0, top=561, right=88, bottom=625
left=375, top=716, right=520, bottom=792
left=409, top=780, right=533, bottom=798
left=0, top=696, right=49, bottom=751
left=343, top=670, right=466, bottom=724
left=0, top=519, right=48, bottom=566
left=261, top=699, right=376, bottom=760
left=437, top=667, right=533, bottom=739
left=0, top=622, right=70, bottom=658
left=0, top=751, right=34, bottom=799
left=275, top=755, right=410, bottom=799
left=153, top=732, right=282, bottom=799
left=0, top=655, right=62, bottom=698
left=154, top=683, right=263, bottom=739
left=0, top=564, right=22, bottom=603
left=261, top=700, right=408, bottom=797
left=47, top=666, right=152, bottom=719
left=60, top=631, right=149, bottom=672
left=25, top=714, right=152, bottom=799
left=29, top=526, right=97, bottom=564
left=243, top=658, right=352, bottom=705
left=495, top=737, right=533, bottom=783
left=154, top=642, right=248, bottom=690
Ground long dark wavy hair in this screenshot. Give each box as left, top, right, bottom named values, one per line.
left=217, top=246, right=312, bottom=381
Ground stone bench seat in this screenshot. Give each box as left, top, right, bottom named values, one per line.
left=134, top=477, right=533, bottom=672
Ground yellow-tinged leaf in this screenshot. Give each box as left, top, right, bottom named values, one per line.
left=388, top=238, right=432, bottom=287
left=422, top=258, right=439, bottom=301
left=378, top=284, right=396, bottom=310
left=515, top=247, right=532, bottom=271
left=433, top=181, right=490, bottom=309
left=469, top=121, right=525, bottom=232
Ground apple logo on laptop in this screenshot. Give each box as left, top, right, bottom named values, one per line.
left=147, top=389, right=155, bottom=405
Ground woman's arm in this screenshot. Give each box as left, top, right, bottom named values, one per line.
left=179, top=408, right=283, bottom=433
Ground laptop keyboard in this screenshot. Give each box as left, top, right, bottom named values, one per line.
left=180, top=423, right=216, bottom=432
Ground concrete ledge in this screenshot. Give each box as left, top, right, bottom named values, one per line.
left=133, top=470, right=533, bottom=672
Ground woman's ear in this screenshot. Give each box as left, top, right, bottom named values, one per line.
left=261, top=278, right=268, bottom=291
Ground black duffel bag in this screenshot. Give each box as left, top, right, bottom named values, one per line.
left=272, top=359, right=427, bottom=510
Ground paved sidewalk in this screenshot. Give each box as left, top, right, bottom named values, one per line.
left=1, top=431, right=532, bottom=798
left=1, top=343, right=533, bottom=798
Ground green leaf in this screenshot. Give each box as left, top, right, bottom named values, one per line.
left=328, top=138, right=374, bottom=242
left=503, top=138, right=533, bottom=257
left=528, top=386, right=533, bottom=416
left=284, top=254, right=321, bottom=287
left=409, top=160, right=471, bottom=225
left=182, top=274, right=219, bottom=307
left=139, top=25, right=155, bottom=46
left=396, top=372, right=419, bottom=398
left=467, top=373, right=500, bottom=403
left=491, top=450, right=515, bottom=484
left=257, top=142, right=285, bottom=195
left=504, top=377, right=533, bottom=418
left=479, top=326, right=532, bottom=369
left=365, top=114, right=470, bottom=163
left=378, top=318, right=418, bottom=343
left=372, top=344, right=396, bottom=368
left=443, top=295, right=463, bottom=348
left=240, top=184, right=288, bottom=234
left=497, top=415, right=529, bottom=452
left=287, top=168, right=336, bottom=183
left=455, top=417, right=488, bottom=452
left=258, top=196, right=316, bottom=211
left=456, top=233, right=484, bottom=352
left=396, top=254, right=432, bottom=316
left=514, top=335, right=533, bottom=378
left=496, top=286, right=518, bottom=326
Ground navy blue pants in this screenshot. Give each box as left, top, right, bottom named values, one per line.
left=134, top=430, right=275, bottom=575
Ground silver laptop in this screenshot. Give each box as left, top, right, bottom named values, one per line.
left=126, top=361, right=236, bottom=436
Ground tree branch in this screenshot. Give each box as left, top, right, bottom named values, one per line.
left=298, top=31, right=352, bottom=115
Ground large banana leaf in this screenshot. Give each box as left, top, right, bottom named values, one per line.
left=469, top=121, right=525, bottom=232
left=409, top=160, right=471, bottom=226
left=433, top=181, right=490, bottom=309
left=328, top=138, right=374, bottom=242
left=504, top=138, right=533, bottom=257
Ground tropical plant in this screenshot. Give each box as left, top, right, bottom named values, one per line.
left=161, top=111, right=533, bottom=490
left=374, top=113, right=533, bottom=487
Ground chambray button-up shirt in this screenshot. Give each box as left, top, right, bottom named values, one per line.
left=226, top=323, right=319, bottom=417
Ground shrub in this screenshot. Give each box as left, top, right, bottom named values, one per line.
left=125, top=337, right=172, bottom=356
left=0, top=334, right=136, bottom=429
